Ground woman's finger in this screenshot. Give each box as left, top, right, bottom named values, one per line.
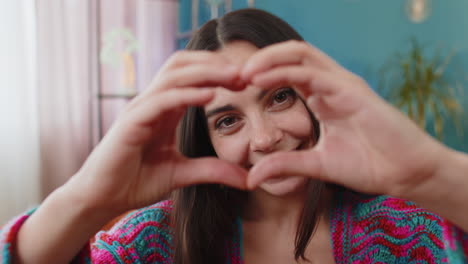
left=127, top=63, right=242, bottom=110
left=241, top=40, right=338, bottom=80
left=127, top=88, right=215, bottom=127
left=157, top=63, right=240, bottom=90
left=250, top=65, right=332, bottom=97
left=173, top=157, right=248, bottom=190
left=112, top=88, right=215, bottom=147
left=160, top=50, right=231, bottom=72
left=247, top=150, right=325, bottom=189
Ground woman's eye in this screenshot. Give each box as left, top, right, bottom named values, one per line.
left=271, top=87, right=297, bottom=108
left=215, top=116, right=239, bottom=130
left=274, top=91, right=289, bottom=103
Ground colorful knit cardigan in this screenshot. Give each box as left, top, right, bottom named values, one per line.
left=1, top=192, right=468, bottom=263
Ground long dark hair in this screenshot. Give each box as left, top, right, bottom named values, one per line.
left=172, top=8, right=324, bottom=263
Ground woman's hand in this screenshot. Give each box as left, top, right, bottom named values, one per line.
left=67, top=50, right=248, bottom=216
left=16, top=51, right=250, bottom=264
left=242, top=40, right=447, bottom=198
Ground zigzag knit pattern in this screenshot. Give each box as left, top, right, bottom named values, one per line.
left=330, top=192, right=468, bottom=263
left=87, top=200, right=174, bottom=263
left=87, top=200, right=242, bottom=264
left=1, top=192, right=468, bottom=263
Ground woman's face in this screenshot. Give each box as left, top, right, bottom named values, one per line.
left=204, top=41, right=316, bottom=196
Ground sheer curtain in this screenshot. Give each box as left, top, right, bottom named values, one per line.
left=37, top=0, right=177, bottom=198
left=0, top=0, right=177, bottom=223
left=36, top=0, right=94, bottom=197
left=0, top=0, right=40, bottom=223
left=99, top=0, right=178, bottom=136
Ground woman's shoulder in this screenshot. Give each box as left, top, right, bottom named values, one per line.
left=89, top=200, right=174, bottom=263
left=104, top=200, right=173, bottom=233
left=95, top=199, right=174, bottom=243
left=337, top=192, right=448, bottom=238
left=344, top=192, right=441, bottom=220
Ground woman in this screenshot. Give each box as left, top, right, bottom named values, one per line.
left=2, top=8, right=468, bottom=264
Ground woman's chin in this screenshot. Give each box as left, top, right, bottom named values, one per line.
left=258, top=176, right=308, bottom=197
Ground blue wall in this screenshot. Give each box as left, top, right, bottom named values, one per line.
left=179, top=0, right=468, bottom=151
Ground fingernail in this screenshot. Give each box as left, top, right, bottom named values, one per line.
left=240, top=65, right=252, bottom=81
left=247, top=180, right=255, bottom=190
left=199, top=89, right=214, bottom=96
left=246, top=174, right=257, bottom=190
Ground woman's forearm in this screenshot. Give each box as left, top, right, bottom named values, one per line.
left=398, top=147, right=468, bottom=232
left=15, top=181, right=118, bottom=264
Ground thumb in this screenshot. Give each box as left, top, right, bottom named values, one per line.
left=173, top=157, right=248, bottom=190
left=248, top=150, right=324, bottom=189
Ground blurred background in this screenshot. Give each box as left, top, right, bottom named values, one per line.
left=1, top=0, right=467, bottom=223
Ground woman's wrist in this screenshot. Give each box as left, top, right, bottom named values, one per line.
left=59, top=175, right=125, bottom=223
left=15, top=180, right=121, bottom=264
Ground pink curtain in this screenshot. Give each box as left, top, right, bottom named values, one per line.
left=36, top=0, right=177, bottom=198
left=36, top=0, right=93, bottom=197
left=98, top=0, right=178, bottom=139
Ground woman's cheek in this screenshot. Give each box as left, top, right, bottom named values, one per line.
left=275, top=107, right=313, bottom=139
left=211, top=135, right=248, bottom=165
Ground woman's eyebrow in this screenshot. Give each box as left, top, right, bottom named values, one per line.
left=205, top=104, right=236, bottom=118
left=205, top=90, right=271, bottom=118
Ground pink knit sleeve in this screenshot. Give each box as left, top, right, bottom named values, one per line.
left=87, top=200, right=174, bottom=264
left=0, top=209, right=92, bottom=264
left=0, top=209, right=36, bottom=264
left=1, top=201, right=173, bottom=264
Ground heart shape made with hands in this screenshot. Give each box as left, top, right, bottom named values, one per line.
left=174, top=41, right=339, bottom=192
left=192, top=40, right=347, bottom=192
left=177, top=42, right=328, bottom=192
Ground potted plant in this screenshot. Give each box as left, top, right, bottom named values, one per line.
left=378, top=39, right=464, bottom=140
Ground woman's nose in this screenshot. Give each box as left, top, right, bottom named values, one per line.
left=249, top=118, right=283, bottom=153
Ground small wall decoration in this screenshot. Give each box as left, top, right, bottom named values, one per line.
left=406, top=0, right=431, bottom=23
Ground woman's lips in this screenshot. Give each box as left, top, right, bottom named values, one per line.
left=246, top=141, right=307, bottom=171
left=264, top=176, right=287, bottom=184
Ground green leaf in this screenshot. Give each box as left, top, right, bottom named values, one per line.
left=378, top=38, right=464, bottom=143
